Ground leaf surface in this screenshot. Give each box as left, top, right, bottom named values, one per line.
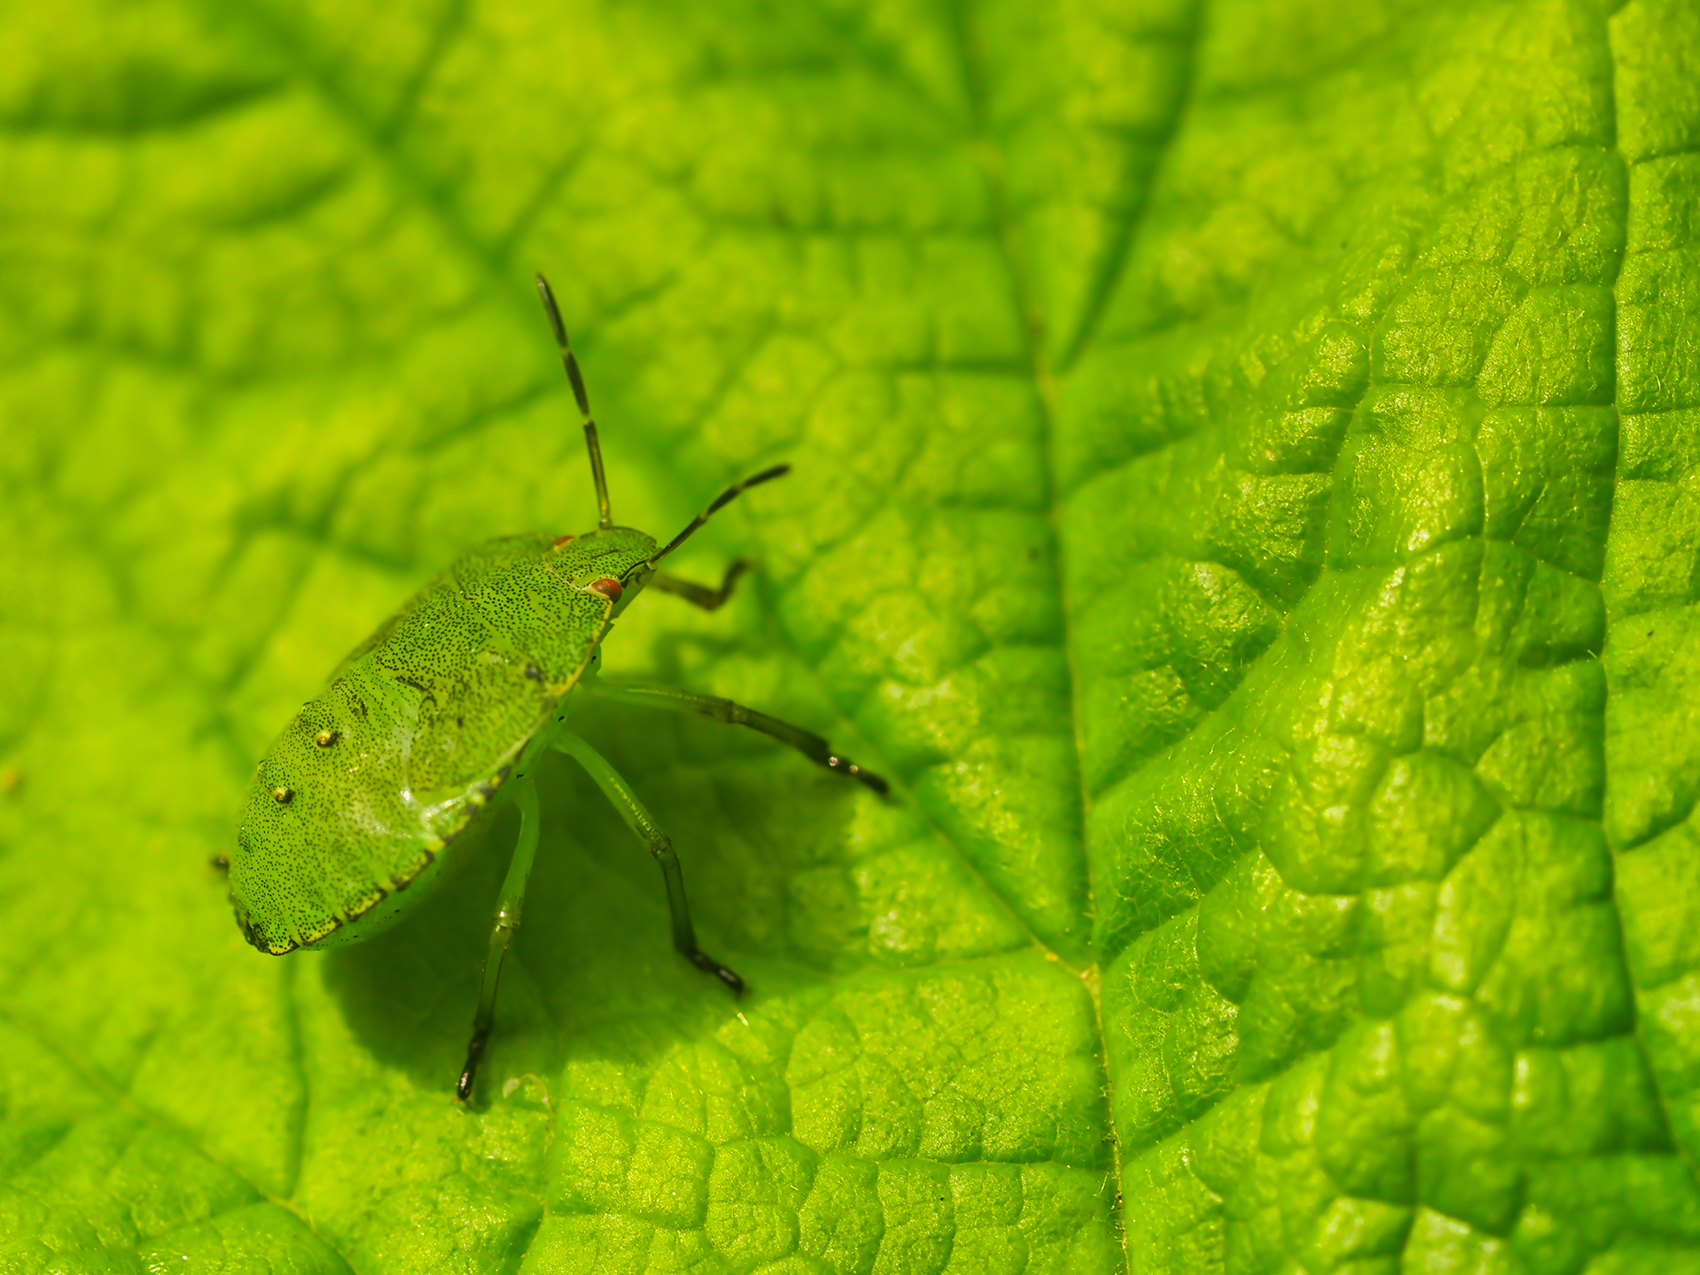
left=3, top=0, right=1700, bottom=1271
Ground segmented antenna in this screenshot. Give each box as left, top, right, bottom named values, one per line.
left=535, top=273, right=612, bottom=529
left=646, top=463, right=792, bottom=570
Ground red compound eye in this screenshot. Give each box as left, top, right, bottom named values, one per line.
left=552, top=533, right=575, bottom=547
left=588, top=577, right=623, bottom=602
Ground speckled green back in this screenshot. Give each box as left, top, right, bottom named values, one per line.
left=229, top=528, right=657, bottom=953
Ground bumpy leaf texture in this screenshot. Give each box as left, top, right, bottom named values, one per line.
left=1, top=0, right=1698, bottom=1270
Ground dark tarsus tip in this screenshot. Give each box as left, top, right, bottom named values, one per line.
left=455, top=1028, right=490, bottom=1103
left=827, top=756, right=890, bottom=796
left=210, top=854, right=230, bottom=872
left=692, top=952, right=746, bottom=998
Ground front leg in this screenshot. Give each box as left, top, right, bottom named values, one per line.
left=585, top=682, right=889, bottom=795
left=648, top=560, right=749, bottom=612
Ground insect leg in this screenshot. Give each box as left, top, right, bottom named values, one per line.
left=648, top=560, right=749, bottom=612
left=457, top=775, right=542, bottom=1103
left=584, top=683, right=889, bottom=795
left=551, top=731, right=744, bottom=996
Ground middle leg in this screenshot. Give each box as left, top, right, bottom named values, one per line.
left=457, top=774, right=542, bottom=1102
left=585, top=682, right=888, bottom=795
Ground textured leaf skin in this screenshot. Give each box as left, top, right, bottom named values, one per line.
left=3, top=0, right=1700, bottom=1272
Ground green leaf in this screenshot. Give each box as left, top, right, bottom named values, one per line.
left=3, top=0, right=1700, bottom=1270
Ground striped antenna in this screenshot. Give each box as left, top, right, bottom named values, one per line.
left=535, top=273, right=612, bottom=529
left=645, top=464, right=792, bottom=570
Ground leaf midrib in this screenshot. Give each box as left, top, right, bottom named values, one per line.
left=49, top=1, right=1206, bottom=1262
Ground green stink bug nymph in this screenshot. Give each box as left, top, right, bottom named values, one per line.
left=228, top=275, right=886, bottom=1101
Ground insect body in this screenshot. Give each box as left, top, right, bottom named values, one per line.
left=228, top=275, right=885, bottom=1100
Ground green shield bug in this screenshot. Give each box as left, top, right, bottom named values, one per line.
left=227, top=274, right=887, bottom=1101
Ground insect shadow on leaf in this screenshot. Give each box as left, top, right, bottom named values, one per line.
left=319, top=728, right=863, bottom=1093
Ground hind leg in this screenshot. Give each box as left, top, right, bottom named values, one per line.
left=552, top=730, right=743, bottom=994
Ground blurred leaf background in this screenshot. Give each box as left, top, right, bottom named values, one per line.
left=4, top=0, right=1700, bottom=1271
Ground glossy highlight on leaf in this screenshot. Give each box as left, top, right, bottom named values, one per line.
left=2, top=0, right=1700, bottom=1271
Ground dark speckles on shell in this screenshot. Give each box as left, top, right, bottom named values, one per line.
left=396, top=674, right=435, bottom=704
left=230, top=528, right=660, bottom=954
